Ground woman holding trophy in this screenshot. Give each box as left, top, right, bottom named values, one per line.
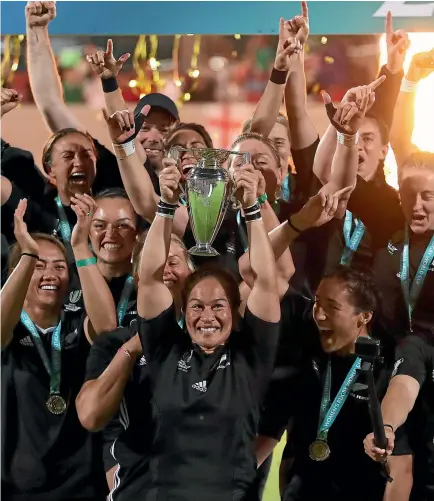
left=121, top=158, right=281, bottom=500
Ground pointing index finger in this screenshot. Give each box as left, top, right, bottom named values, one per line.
left=301, top=1, right=308, bottom=19
left=106, top=38, right=113, bottom=56
left=369, top=74, right=386, bottom=90
left=385, top=11, right=393, bottom=40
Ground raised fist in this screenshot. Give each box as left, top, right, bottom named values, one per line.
left=25, top=1, right=56, bottom=28
left=1, top=88, right=23, bottom=117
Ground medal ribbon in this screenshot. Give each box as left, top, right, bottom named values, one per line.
left=117, top=275, right=136, bottom=325
left=20, top=311, right=63, bottom=396
left=317, top=357, right=361, bottom=440
left=400, top=226, right=434, bottom=331
left=55, top=196, right=72, bottom=243
left=340, top=211, right=365, bottom=266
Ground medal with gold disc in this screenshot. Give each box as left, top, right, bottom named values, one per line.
left=20, top=311, right=67, bottom=415
left=310, top=357, right=361, bottom=461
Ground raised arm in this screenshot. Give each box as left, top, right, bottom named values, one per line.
left=26, top=1, right=84, bottom=132
left=0, top=200, right=39, bottom=347
left=249, top=14, right=302, bottom=137
left=234, top=167, right=280, bottom=322
left=314, top=13, right=408, bottom=184
left=316, top=76, right=385, bottom=193
left=70, top=194, right=117, bottom=343
left=238, top=173, right=294, bottom=299
left=391, top=50, right=434, bottom=178
left=102, top=108, right=188, bottom=236
left=137, top=162, right=181, bottom=320
left=284, top=2, right=318, bottom=151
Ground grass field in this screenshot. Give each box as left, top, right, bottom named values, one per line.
left=263, top=433, right=287, bottom=501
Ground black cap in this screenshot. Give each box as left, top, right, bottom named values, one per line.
left=134, top=93, right=179, bottom=121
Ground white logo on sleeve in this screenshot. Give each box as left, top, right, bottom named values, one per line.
left=138, top=355, right=147, bottom=366
left=192, top=381, right=207, bottom=393
left=392, top=358, right=404, bottom=377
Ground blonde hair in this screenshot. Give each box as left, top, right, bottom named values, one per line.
left=131, top=231, right=195, bottom=278
left=231, top=132, right=281, bottom=169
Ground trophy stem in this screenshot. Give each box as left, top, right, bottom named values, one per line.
left=188, top=244, right=220, bottom=257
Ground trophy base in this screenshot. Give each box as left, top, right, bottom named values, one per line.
left=188, top=244, right=220, bottom=257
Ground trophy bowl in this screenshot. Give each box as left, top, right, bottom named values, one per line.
left=169, top=147, right=250, bottom=256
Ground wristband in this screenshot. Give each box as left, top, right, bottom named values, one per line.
left=21, top=252, right=39, bottom=260
left=288, top=216, right=303, bottom=234
left=244, top=201, right=262, bottom=222
left=76, top=257, right=97, bottom=268
left=112, top=140, right=135, bottom=160
left=101, top=77, right=119, bottom=93
left=257, top=193, right=268, bottom=205
left=156, top=200, right=177, bottom=219
left=337, top=131, right=359, bottom=147
left=270, top=67, right=288, bottom=85
left=400, top=78, right=418, bottom=93
left=159, top=199, right=179, bottom=209
left=118, top=347, right=133, bottom=361
left=383, top=424, right=394, bottom=432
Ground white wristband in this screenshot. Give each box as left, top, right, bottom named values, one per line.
left=112, top=140, right=135, bottom=159
left=400, top=78, right=418, bottom=93
left=337, top=131, right=359, bottom=147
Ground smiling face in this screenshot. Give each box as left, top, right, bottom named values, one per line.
left=357, top=117, right=388, bottom=181
left=136, top=108, right=174, bottom=169
left=163, top=240, right=191, bottom=300
left=25, top=239, right=69, bottom=311
left=313, top=277, right=371, bottom=355
left=185, top=276, right=233, bottom=352
left=400, top=167, right=434, bottom=234
left=90, top=197, right=138, bottom=265
left=47, top=133, right=97, bottom=199
left=232, top=138, right=281, bottom=201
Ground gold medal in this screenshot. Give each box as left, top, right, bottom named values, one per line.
left=46, top=395, right=67, bottom=415
left=309, top=440, right=331, bottom=461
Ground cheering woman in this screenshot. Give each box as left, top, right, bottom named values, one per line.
left=1, top=199, right=110, bottom=501
left=128, top=159, right=280, bottom=501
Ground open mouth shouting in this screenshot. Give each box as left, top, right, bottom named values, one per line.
left=69, top=171, right=89, bottom=186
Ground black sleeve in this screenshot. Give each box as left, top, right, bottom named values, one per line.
left=241, top=306, right=280, bottom=370
left=84, top=328, right=130, bottom=382
left=92, top=140, right=124, bottom=193
left=1, top=182, right=58, bottom=242
left=391, top=424, right=413, bottom=456
left=1, top=142, right=47, bottom=205
left=392, top=335, right=429, bottom=386
left=369, top=65, right=404, bottom=131
left=347, top=176, right=404, bottom=248
left=258, top=367, right=300, bottom=440
left=290, top=137, right=321, bottom=204
left=137, top=303, right=182, bottom=364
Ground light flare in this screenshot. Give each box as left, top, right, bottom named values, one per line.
left=380, top=33, right=434, bottom=189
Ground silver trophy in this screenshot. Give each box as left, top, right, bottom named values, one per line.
left=169, top=147, right=250, bottom=256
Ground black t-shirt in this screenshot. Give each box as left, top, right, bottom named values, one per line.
left=1, top=310, right=107, bottom=501
left=392, top=335, right=434, bottom=501
left=134, top=303, right=279, bottom=501
left=84, top=322, right=154, bottom=500
left=349, top=177, right=434, bottom=340
left=65, top=273, right=138, bottom=328
left=259, top=289, right=408, bottom=501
